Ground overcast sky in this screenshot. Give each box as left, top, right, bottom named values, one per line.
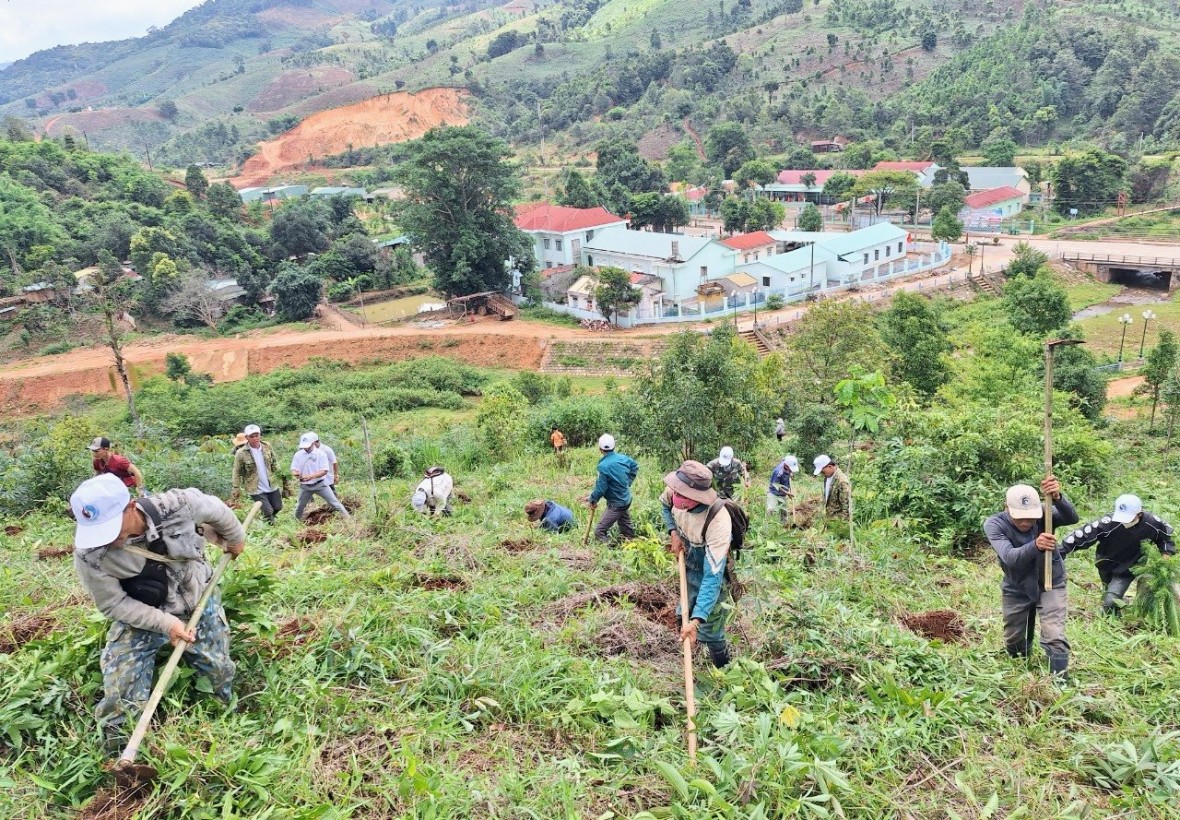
left=0, top=0, right=203, bottom=63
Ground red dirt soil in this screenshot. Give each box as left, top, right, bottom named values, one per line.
left=248, top=67, right=357, bottom=113
left=900, top=610, right=966, bottom=642
left=235, top=88, right=470, bottom=185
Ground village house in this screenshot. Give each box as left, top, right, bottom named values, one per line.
left=236, top=184, right=308, bottom=203
left=514, top=204, right=629, bottom=270
left=578, top=226, right=737, bottom=303
left=960, top=167, right=1031, bottom=198
left=759, top=169, right=866, bottom=204
left=959, top=186, right=1026, bottom=230
left=309, top=186, right=367, bottom=199
left=720, top=231, right=778, bottom=263
left=872, top=160, right=942, bottom=188
left=748, top=222, right=911, bottom=290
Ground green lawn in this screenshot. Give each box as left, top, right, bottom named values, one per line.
left=1075, top=294, right=1180, bottom=360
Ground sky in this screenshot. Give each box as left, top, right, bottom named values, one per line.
left=0, top=0, right=203, bottom=63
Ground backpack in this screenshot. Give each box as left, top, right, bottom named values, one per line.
left=702, top=498, right=749, bottom=560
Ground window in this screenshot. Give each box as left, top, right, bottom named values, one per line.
left=874, top=249, right=879, bottom=261
left=542, top=238, right=550, bottom=249
left=762, top=276, right=771, bottom=287
left=700, top=266, right=708, bottom=279
left=862, top=253, right=868, bottom=265
left=586, top=255, right=593, bottom=266
left=898, top=241, right=903, bottom=253
left=555, top=239, right=563, bottom=252
left=586, top=230, right=594, bottom=241
left=884, top=245, right=891, bottom=257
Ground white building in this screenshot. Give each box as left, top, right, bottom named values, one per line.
left=960, top=167, right=1031, bottom=197
left=514, top=204, right=629, bottom=270
left=579, top=226, right=738, bottom=303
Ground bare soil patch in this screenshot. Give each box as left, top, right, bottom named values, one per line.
left=302, top=496, right=359, bottom=525
left=290, top=528, right=328, bottom=546
left=900, top=609, right=966, bottom=643
left=549, top=582, right=680, bottom=631
left=248, top=66, right=356, bottom=113
left=35, top=546, right=72, bottom=559
left=265, top=616, right=320, bottom=659
left=80, top=783, right=150, bottom=820
left=5, top=524, right=23, bottom=536
left=591, top=609, right=681, bottom=659
left=0, top=613, right=60, bottom=653
left=500, top=538, right=537, bottom=553
left=556, top=547, right=596, bottom=570
left=414, top=573, right=468, bottom=592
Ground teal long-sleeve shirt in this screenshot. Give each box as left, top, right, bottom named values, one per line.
left=589, top=451, right=638, bottom=507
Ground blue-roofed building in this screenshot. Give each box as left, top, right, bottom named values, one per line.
left=237, top=184, right=308, bottom=203
left=310, top=186, right=368, bottom=199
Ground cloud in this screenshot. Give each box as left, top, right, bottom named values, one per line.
left=0, top=1, right=203, bottom=63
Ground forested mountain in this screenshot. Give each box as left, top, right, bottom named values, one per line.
left=3, top=0, right=1180, bottom=172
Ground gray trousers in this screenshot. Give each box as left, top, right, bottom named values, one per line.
left=295, top=480, right=350, bottom=521
left=1099, top=571, right=1136, bottom=613
left=1002, top=587, right=1069, bottom=673
left=595, top=503, right=635, bottom=543
left=250, top=489, right=282, bottom=523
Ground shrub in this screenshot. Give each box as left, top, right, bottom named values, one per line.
left=525, top=396, right=617, bottom=448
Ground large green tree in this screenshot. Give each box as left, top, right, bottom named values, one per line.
left=1003, top=272, right=1071, bottom=336
left=785, top=300, right=884, bottom=403
left=851, top=170, right=919, bottom=216
left=593, top=266, right=641, bottom=326
left=394, top=126, right=534, bottom=297
left=704, top=122, right=754, bottom=177
left=798, top=203, right=823, bottom=232
left=1051, top=150, right=1127, bottom=217
left=879, top=292, right=951, bottom=398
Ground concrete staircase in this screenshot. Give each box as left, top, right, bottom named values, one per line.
left=739, top=328, right=774, bottom=357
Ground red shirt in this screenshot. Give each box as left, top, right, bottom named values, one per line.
left=94, top=453, right=137, bottom=487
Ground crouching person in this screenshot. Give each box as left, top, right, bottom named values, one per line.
left=983, top=477, right=1078, bottom=679
left=70, top=474, right=245, bottom=747
left=525, top=498, right=574, bottom=532
left=661, top=460, right=733, bottom=668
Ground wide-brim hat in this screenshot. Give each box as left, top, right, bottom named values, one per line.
left=232, top=433, right=248, bottom=447
left=663, top=460, right=718, bottom=505
left=525, top=499, right=546, bottom=521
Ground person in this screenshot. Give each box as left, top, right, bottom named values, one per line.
left=767, top=455, right=800, bottom=525
left=70, top=474, right=245, bottom=746
left=290, top=432, right=351, bottom=522
left=231, top=424, right=287, bottom=524
left=550, top=426, right=567, bottom=455
left=231, top=433, right=248, bottom=455
left=706, top=446, right=750, bottom=501
left=413, top=466, right=454, bottom=517
left=1060, top=494, right=1175, bottom=614
left=774, top=418, right=786, bottom=443
left=813, top=454, right=850, bottom=525
left=89, top=436, right=146, bottom=498
left=661, top=460, right=734, bottom=668
left=525, top=498, right=575, bottom=532
left=983, top=478, right=1079, bottom=678
left=585, top=434, right=639, bottom=543
left=314, top=437, right=340, bottom=494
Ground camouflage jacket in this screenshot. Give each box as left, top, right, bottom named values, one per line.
left=706, top=458, right=748, bottom=495
left=823, top=467, right=851, bottom=519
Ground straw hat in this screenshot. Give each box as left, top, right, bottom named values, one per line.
left=662, top=460, right=718, bottom=505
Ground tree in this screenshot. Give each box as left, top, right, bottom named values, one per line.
left=629, top=193, right=689, bottom=232
left=1142, top=330, right=1178, bottom=429
left=206, top=183, right=243, bottom=221
left=720, top=196, right=751, bottom=234
left=981, top=137, right=1017, bottom=167
left=733, top=158, right=778, bottom=189
left=879, top=292, right=951, bottom=398
left=486, top=30, right=522, bottom=59
left=477, top=382, right=528, bottom=453
left=920, top=31, right=937, bottom=51
left=798, top=202, right=823, bottom=232
left=615, top=324, right=781, bottom=463
left=271, top=263, right=322, bottom=321
left=185, top=165, right=209, bottom=199
left=704, top=122, right=754, bottom=177
left=555, top=168, right=601, bottom=208
left=158, top=100, right=179, bottom=121
left=924, top=182, right=966, bottom=217
left=269, top=202, right=330, bottom=260
left=1051, top=337, right=1106, bottom=422
left=165, top=270, right=223, bottom=331
left=665, top=142, right=701, bottom=183
left=748, top=198, right=785, bottom=231
left=1005, top=241, right=1049, bottom=278
left=851, top=170, right=919, bottom=216
left=394, top=126, right=534, bottom=297
left=1051, top=150, right=1128, bottom=217
left=784, top=300, right=883, bottom=403
left=822, top=171, right=858, bottom=201
left=86, top=252, right=141, bottom=429
left=800, top=171, right=817, bottom=189
left=594, top=266, right=641, bottom=326
left=1003, top=272, right=1070, bottom=336
left=931, top=207, right=963, bottom=242
left=595, top=138, right=667, bottom=194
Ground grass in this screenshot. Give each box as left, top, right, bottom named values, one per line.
left=1075, top=293, right=1180, bottom=360
left=1064, top=280, right=1122, bottom=312
left=3, top=362, right=1180, bottom=816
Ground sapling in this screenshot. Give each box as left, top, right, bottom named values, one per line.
left=834, top=369, right=896, bottom=551
left=1131, top=549, right=1180, bottom=636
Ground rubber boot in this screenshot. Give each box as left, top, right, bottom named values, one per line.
left=1048, top=652, right=1069, bottom=681
left=707, top=641, right=732, bottom=669
left=1005, top=642, right=1030, bottom=659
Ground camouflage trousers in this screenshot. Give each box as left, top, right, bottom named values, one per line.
left=96, top=593, right=234, bottom=734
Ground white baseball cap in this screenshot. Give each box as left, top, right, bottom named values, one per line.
left=299, top=432, right=319, bottom=448
left=813, top=455, right=832, bottom=475
left=718, top=446, right=734, bottom=466
left=70, top=474, right=131, bottom=550
left=1112, top=494, right=1143, bottom=524
left=1005, top=484, right=1043, bottom=520
left=783, top=455, right=800, bottom=473
left=243, top=424, right=261, bottom=436
left=598, top=433, right=616, bottom=451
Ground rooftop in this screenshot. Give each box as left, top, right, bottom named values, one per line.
left=873, top=161, right=939, bottom=172
left=964, top=186, right=1026, bottom=209
left=514, top=203, right=626, bottom=233
left=581, top=226, right=723, bottom=262
left=773, top=169, right=865, bottom=186
left=720, top=231, right=777, bottom=251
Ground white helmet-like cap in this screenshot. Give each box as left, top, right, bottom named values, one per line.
left=1112, top=494, right=1143, bottom=524
left=598, top=433, right=616, bottom=451
left=718, top=446, right=734, bottom=466
left=813, top=454, right=833, bottom=475
left=783, top=455, right=800, bottom=473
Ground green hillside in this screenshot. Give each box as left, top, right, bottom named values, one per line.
left=3, top=0, right=1180, bottom=173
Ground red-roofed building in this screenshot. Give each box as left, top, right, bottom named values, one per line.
left=720, top=231, right=778, bottom=263
left=760, top=169, right=866, bottom=204
left=514, top=204, right=628, bottom=269
left=959, top=186, right=1026, bottom=229
left=871, top=161, right=942, bottom=187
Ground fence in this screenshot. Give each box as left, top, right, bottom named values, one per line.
left=537, top=242, right=954, bottom=327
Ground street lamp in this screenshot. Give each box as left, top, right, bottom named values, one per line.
left=1139, top=309, right=1157, bottom=358
left=1117, top=313, right=1132, bottom=364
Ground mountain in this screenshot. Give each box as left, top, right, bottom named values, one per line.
left=2, top=0, right=1179, bottom=180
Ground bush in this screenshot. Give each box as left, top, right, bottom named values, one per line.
left=525, top=396, right=617, bottom=449
left=511, top=371, right=554, bottom=405
left=765, top=293, right=784, bottom=310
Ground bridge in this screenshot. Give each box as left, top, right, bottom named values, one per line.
left=1054, top=252, right=1180, bottom=291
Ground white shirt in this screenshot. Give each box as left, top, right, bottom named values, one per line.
left=248, top=443, right=272, bottom=493
left=317, top=443, right=337, bottom=484
left=291, top=448, right=331, bottom=484
left=415, top=473, right=453, bottom=507
left=823, top=474, right=833, bottom=502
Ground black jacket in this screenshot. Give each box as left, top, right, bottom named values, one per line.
left=1061, top=511, right=1176, bottom=578
left=983, top=495, right=1079, bottom=605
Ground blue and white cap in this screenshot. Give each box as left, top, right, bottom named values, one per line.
left=1112, top=494, right=1143, bottom=524
left=70, top=474, right=130, bottom=550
